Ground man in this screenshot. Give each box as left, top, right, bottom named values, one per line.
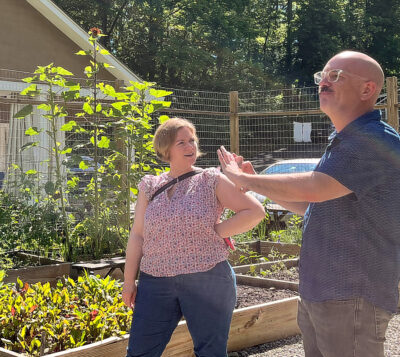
left=218, top=51, right=400, bottom=357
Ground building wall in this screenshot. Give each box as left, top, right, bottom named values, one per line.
left=0, top=0, right=116, bottom=81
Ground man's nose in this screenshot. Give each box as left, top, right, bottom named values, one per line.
left=319, top=74, right=330, bottom=85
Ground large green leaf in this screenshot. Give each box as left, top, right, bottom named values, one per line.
left=13, top=104, right=33, bottom=119
left=20, top=141, right=38, bottom=151
left=25, top=127, right=40, bottom=136
left=20, top=84, right=40, bottom=96
left=83, top=102, right=94, bottom=115
left=149, top=88, right=173, bottom=98
left=98, top=136, right=110, bottom=148
left=56, top=67, right=74, bottom=76
left=61, top=121, right=77, bottom=131
left=159, top=115, right=170, bottom=124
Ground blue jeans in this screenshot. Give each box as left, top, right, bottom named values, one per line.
left=126, top=260, right=236, bottom=357
left=298, top=297, right=394, bottom=357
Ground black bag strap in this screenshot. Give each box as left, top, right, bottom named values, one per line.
left=149, top=169, right=202, bottom=202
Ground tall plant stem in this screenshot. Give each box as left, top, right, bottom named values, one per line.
left=92, top=40, right=101, bottom=258
left=48, top=83, right=70, bottom=260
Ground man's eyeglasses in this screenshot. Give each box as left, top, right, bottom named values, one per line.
left=313, top=69, right=369, bottom=85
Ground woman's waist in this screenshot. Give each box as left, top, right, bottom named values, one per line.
left=140, top=252, right=229, bottom=277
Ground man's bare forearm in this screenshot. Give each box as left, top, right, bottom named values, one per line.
left=270, top=199, right=309, bottom=216
left=242, top=172, right=316, bottom=203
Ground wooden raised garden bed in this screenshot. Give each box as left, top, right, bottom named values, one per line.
left=3, top=251, right=71, bottom=285
left=0, top=278, right=300, bottom=357
left=229, top=240, right=300, bottom=266
left=234, top=258, right=299, bottom=292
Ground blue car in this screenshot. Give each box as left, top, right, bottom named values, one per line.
left=250, top=158, right=320, bottom=224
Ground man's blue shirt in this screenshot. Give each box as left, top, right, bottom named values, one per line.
left=300, top=110, right=400, bottom=312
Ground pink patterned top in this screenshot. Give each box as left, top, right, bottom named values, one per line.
left=138, top=167, right=229, bottom=277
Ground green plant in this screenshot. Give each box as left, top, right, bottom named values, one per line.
left=13, top=63, right=81, bottom=260
left=13, top=27, right=169, bottom=260
left=252, top=208, right=271, bottom=240
left=0, top=272, right=132, bottom=356
left=0, top=190, right=63, bottom=260
left=268, top=215, right=303, bottom=245
left=68, top=28, right=170, bottom=257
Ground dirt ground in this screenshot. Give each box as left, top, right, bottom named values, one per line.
left=236, top=284, right=298, bottom=309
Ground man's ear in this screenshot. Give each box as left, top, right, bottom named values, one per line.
left=360, top=81, right=377, bottom=101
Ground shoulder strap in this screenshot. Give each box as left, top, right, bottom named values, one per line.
left=149, top=169, right=202, bottom=202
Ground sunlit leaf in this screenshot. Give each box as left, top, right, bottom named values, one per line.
left=25, top=127, right=40, bottom=136
left=98, top=136, right=110, bottom=148
left=159, top=115, right=169, bottom=124
left=37, top=103, right=52, bottom=111
left=149, top=88, right=173, bottom=98
left=83, top=102, right=94, bottom=115
left=79, top=161, right=89, bottom=170
left=61, top=121, right=77, bottom=131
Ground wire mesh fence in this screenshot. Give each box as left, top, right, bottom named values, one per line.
left=0, top=69, right=398, bottom=189
left=237, top=87, right=329, bottom=171
left=0, top=68, right=399, bottom=259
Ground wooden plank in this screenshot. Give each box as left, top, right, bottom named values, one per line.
left=13, top=252, right=63, bottom=265
left=236, top=274, right=299, bottom=292
left=386, top=77, right=399, bottom=132
left=227, top=297, right=300, bottom=351
left=44, top=336, right=129, bottom=357
left=235, top=241, right=261, bottom=252
left=4, top=263, right=71, bottom=285
left=0, top=348, right=20, bottom=357
left=0, top=336, right=129, bottom=357
left=229, top=91, right=240, bottom=154
left=260, top=241, right=301, bottom=257
left=233, top=258, right=299, bottom=275
left=162, top=322, right=195, bottom=356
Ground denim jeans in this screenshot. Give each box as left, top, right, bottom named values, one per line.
left=126, top=260, right=236, bottom=357
left=297, top=297, right=393, bottom=357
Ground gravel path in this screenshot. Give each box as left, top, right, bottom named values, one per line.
left=231, top=312, right=400, bottom=356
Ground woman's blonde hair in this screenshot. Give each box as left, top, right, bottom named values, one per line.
left=153, top=117, right=202, bottom=162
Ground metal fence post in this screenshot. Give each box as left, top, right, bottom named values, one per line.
left=386, top=76, right=399, bottom=132
left=229, top=91, right=239, bottom=154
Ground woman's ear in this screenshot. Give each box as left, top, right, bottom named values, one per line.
left=360, top=81, right=377, bottom=101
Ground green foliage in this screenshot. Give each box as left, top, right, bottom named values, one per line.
left=269, top=215, right=303, bottom=245
left=53, top=0, right=400, bottom=89
left=15, top=63, right=81, bottom=261
left=13, top=27, right=168, bottom=260
left=0, top=190, right=63, bottom=259
left=0, top=273, right=132, bottom=355
left=247, top=249, right=295, bottom=277
left=67, top=32, right=168, bottom=258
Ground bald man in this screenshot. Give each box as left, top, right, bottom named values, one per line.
left=218, top=51, right=400, bottom=357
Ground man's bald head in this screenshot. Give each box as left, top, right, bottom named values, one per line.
left=326, top=51, right=384, bottom=97
left=318, top=51, right=385, bottom=128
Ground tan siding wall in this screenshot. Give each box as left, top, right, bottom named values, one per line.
left=0, top=0, right=116, bottom=81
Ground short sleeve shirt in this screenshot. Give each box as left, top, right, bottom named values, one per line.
left=300, top=110, right=400, bottom=312
left=138, top=167, right=229, bottom=277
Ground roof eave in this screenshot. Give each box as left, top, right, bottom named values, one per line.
left=26, top=0, right=143, bottom=84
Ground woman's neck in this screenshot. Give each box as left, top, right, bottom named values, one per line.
left=168, top=165, right=195, bottom=178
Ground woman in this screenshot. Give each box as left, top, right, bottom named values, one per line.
left=123, top=118, right=265, bottom=357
